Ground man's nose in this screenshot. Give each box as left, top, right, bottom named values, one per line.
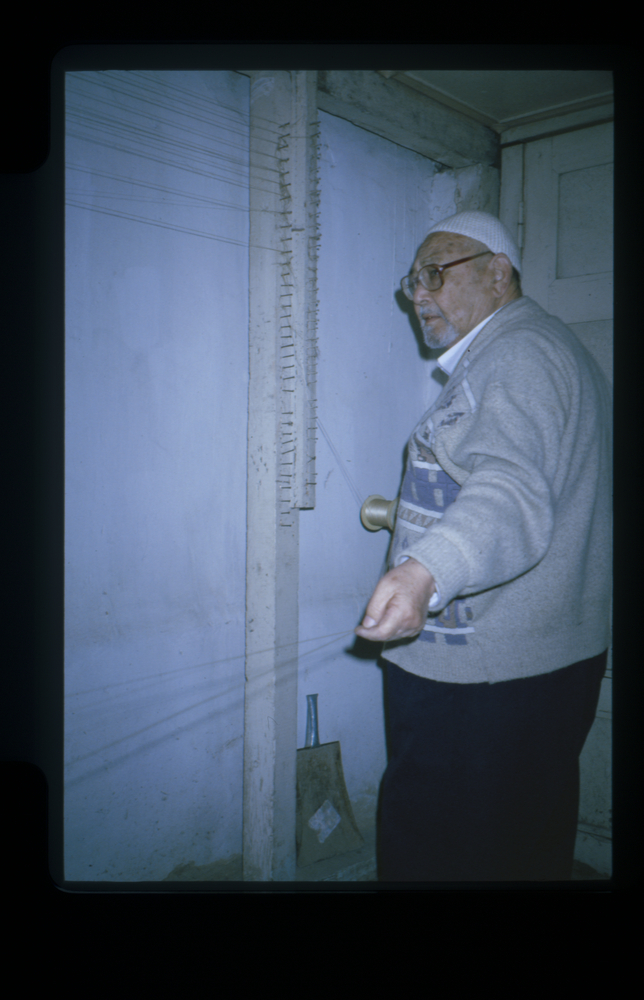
left=413, top=280, right=431, bottom=305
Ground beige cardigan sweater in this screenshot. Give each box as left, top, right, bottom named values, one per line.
left=383, top=296, right=612, bottom=684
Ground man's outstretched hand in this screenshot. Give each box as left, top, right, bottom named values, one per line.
left=354, top=558, right=436, bottom=642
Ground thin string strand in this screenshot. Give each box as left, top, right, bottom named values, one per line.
left=316, top=417, right=364, bottom=509
left=66, top=628, right=359, bottom=698
left=64, top=629, right=363, bottom=774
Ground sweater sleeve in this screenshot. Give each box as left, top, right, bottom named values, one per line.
left=401, top=346, right=568, bottom=609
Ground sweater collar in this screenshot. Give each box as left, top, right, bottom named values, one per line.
left=437, top=306, right=504, bottom=375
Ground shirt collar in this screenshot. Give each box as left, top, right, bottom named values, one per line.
left=437, top=307, right=503, bottom=375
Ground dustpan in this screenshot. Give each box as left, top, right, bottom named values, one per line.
left=296, top=694, right=364, bottom=868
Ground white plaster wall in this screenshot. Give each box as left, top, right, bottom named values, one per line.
left=64, top=70, right=249, bottom=880
left=64, top=74, right=499, bottom=880
left=297, top=112, right=466, bottom=833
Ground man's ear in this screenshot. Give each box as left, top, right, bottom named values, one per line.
left=490, top=253, right=513, bottom=296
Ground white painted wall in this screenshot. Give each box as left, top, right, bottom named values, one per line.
left=64, top=73, right=499, bottom=881
left=297, top=111, right=499, bottom=837
left=64, top=70, right=249, bottom=880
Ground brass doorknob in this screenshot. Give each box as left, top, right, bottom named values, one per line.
left=360, top=495, right=398, bottom=532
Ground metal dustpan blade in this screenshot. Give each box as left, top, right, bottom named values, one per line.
left=296, top=740, right=364, bottom=868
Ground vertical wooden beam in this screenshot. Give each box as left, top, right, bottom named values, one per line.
left=522, top=138, right=557, bottom=309
left=499, top=143, right=524, bottom=252
left=243, top=71, right=318, bottom=881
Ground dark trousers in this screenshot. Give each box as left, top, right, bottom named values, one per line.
left=378, top=651, right=607, bottom=881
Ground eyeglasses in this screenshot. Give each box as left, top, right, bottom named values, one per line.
left=401, top=251, right=493, bottom=299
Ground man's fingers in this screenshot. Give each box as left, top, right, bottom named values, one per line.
left=355, top=559, right=436, bottom=641
left=356, top=595, right=424, bottom=641
left=360, top=578, right=396, bottom=629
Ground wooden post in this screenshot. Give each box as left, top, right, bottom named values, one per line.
left=243, top=71, right=318, bottom=881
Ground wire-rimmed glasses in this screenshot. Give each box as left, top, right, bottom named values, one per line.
left=401, top=251, right=493, bottom=299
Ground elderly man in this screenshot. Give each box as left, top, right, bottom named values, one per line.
left=355, top=211, right=611, bottom=882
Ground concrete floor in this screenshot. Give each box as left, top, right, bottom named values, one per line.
left=162, top=840, right=609, bottom=884
left=161, top=825, right=377, bottom=883
left=161, top=796, right=610, bottom=883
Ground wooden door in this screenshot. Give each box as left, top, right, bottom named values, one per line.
left=502, top=120, right=613, bottom=875
left=523, top=122, right=613, bottom=386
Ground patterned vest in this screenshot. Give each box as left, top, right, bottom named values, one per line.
left=389, top=410, right=475, bottom=646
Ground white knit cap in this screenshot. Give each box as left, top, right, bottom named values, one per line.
left=426, top=210, right=522, bottom=273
